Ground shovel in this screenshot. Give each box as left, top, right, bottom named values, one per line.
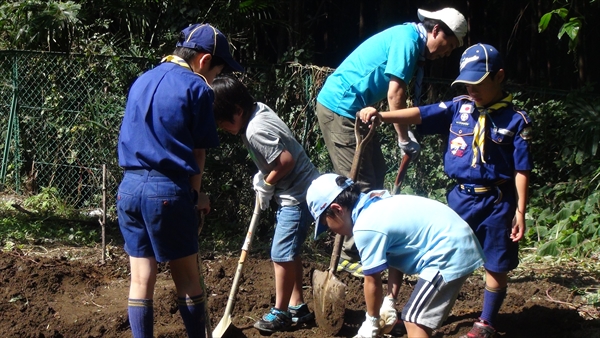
left=212, top=195, right=261, bottom=338
left=312, top=116, right=380, bottom=335
left=197, top=212, right=212, bottom=338
left=391, top=153, right=412, bottom=195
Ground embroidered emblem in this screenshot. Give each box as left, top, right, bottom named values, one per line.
left=459, top=104, right=473, bottom=114
left=520, top=127, right=533, bottom=140
left=450, top=136, right=467, bottom=157
left=460, top=55, right=480, bottom=71
left=460, top=113, right=469, bottom=121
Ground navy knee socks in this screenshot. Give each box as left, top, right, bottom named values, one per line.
left=128, top=298, right=153, bottom=338
left=178, top=294, right=206, bottom=338
left=480, top=286, right=507, bottom=327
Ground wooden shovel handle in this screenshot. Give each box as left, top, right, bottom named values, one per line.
left=392, top=153, right=411, bottom=195
left=329, top=116, right=380, bottom=272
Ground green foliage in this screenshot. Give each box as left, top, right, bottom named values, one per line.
left=538, top=5, right=583, bottom=53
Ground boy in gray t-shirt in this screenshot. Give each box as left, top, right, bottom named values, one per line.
left=212, top=75, right=319, bottom=333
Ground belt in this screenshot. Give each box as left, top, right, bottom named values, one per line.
left=125, top=169, right=187, bottom=178
left=458, top=179, right=507, bottom=195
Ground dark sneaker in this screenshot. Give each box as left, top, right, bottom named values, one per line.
left=288, top=303, right=315, bottom=323
left=253, top=307, right=292, bottom=332
left=336, top=259, right=364, bottom=278
left=460, top=321, right=496, bottom=338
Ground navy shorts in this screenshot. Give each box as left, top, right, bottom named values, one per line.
left=116, top=170, right=198, bottom=262
left=447, top=183, right=519, bottom=273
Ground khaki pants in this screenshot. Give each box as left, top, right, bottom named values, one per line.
left=315, top=102, right=386, bottom=262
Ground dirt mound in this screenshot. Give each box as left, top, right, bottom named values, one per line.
left=1, top=246, right=599, bottom=337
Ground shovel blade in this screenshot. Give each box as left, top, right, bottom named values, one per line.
left=212, top=314, right=232, bottom=338
left=312, top=269, right=346, bottom=335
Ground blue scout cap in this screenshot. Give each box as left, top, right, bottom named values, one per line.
left=306, top=173, right=354, bottom=240
left=452, top=43, right=504, bottom=86
left=177, top=23, right=244, bottom=73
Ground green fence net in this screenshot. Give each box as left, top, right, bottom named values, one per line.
left=0, top=51, right=152, bottom=213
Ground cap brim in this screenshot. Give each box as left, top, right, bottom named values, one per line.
left=451, top=71, right=489, bottom=86
left=314, top=216, right=328, bottom=240
left=224, top=57, right=244, bottom=73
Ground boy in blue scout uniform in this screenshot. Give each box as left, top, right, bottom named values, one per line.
left=306, top=173, right=485, bottom=338
left=315, top=7, right=468, bottom=277
left=359, top=43, right=533, bottom=338
left=117, top=23, right=243, bottom=338
left=212, top=75, right=320, bottom=333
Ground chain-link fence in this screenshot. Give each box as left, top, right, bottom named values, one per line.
left=0, top=50, right=574, bottom=224
left=0, top=50, right=153, bottom=214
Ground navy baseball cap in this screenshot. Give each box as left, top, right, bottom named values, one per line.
left=306, top=173, right=354, bottom=240
left=452, top=43, right=504, bottom=85
left=177, top=23, right=244, bottom=73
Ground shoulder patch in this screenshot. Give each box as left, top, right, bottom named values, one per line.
left=520, top=127, right=533, bottom=141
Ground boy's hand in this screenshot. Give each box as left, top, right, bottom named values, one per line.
left=253, top=172, right=275, bottom=211
left=353, top=313, right=382, bottom=338
left=196, top=192, right=211, bottom=215
left=379, top=296, right=398, bottom=334
left=398, top=130, right=420, bottom=160
left=358, top=107, right=380, bottom=124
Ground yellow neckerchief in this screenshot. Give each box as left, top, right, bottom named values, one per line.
left=161, top=55, right=210, bottom=86
left=471, top=93, right=513, bottom=167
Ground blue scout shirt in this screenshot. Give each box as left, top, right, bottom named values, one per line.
left=417, top=95, right=533, bottom=184
left=352, top=191, right=485, bottom=282
left=317, top=24, right=424, bottom=119
left=118, top=62, right=220, bottom=175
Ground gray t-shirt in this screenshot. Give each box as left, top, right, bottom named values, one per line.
left=243, top=102, right=320, bottom=206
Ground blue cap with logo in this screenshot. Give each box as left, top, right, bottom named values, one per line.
left=452, top=43, right=503, bottom=86
left=177, top=23, right=244, bottom=73
left=306, top=173, right=354, bottom=240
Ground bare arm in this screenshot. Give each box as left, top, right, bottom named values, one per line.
left=264, top=149, right=295, bottom=185
left=364, top=273, right=383, bottom=317
left=511, top=170, right=530, bottom=242
left=359, top=106, right=422, bottom=125
left=191, top=148, right=210, bottom=214
left=388, top=76, right=409, bottom=142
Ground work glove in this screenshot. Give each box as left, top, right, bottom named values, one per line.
left=379, top=296, right=398, bottom=334
left=253, top=171, right=275, bottom=211
left=353, top=313, right=382, bottom=338
left=398, top=129, right=420, bottom=161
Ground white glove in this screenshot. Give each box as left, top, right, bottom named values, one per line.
left=253, top=172, right=275, bottom=211
left=398, top=129, right=420, bottom=161
left=379, top=297, right=398, bottom=334
left=353, top=313, right=382, bottom=338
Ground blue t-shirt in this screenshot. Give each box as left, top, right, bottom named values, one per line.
left=317, top=24, right=424, bottom=118
left=417, top=95, right=533, bottom=183
left=118, top=62, right=220, bottom=175
left=352, top=192, right=485, bottom=282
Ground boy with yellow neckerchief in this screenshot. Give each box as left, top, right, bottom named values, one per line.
left=117, top=23, right=243, bottom=338
left=359, top=43, right=533, bottom=338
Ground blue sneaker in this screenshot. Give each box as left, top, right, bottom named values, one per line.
left=253, top=307, right=292, bottom=332
left=288, top=303, right=315, bottom=323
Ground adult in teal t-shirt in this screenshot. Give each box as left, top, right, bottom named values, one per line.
left=315, top=7, right=468, bottom=273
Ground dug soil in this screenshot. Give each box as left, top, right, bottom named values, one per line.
left=1, top=245, right=600, bottom=338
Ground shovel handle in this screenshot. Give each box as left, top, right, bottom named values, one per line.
left=221, top=195, right=261, bottom=320
left=328, top=117, right=379, bottom=272
left=392, top=153, right=411, bottom=195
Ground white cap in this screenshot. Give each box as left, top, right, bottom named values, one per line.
left=418, top=8, right=467, bottom=47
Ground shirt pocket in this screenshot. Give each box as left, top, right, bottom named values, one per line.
left=489, top=127, right=514, bottom=145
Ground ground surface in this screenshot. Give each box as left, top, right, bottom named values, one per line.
left=1, top=244, right=600, bottom=338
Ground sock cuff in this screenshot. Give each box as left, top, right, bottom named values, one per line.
left=484, top=286, right=507, bottom=293
left=128, top=298, right=153, bottom=307
left=178, top=294, right=205, bottom=306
